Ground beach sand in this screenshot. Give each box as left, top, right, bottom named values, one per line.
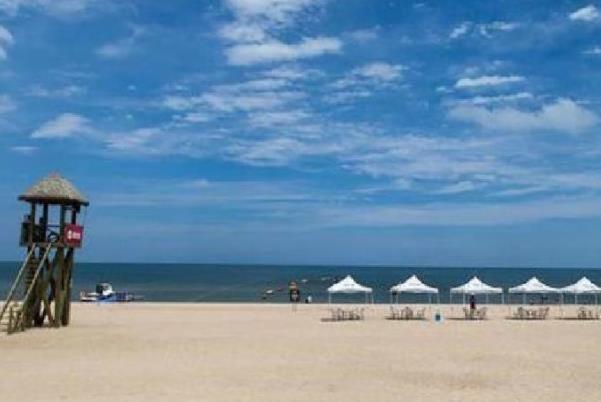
left=1, top=303, right=600, bottom=402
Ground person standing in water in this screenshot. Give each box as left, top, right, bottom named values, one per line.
left=289, top=281, right=301, bottom=311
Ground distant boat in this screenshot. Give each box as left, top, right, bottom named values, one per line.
left=80, top=283, right=142, bottom=303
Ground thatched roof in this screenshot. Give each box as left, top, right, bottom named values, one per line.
left=19, top=173, right=89, bottom=206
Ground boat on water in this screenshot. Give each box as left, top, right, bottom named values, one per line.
left=79, top=283, right=143, bottom=303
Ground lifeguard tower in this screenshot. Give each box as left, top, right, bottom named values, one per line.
left=0, top=173, right=89, bottom=334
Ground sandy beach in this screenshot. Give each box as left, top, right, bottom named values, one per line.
left=1, top=303, right=600, bottom=402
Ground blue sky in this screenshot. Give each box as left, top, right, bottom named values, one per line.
left=1, top=0, right=601, bottom=266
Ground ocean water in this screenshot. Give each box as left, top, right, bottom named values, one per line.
left=0, top=262, right=600, bottom=304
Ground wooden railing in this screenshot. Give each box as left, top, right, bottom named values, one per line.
left=0, top=247, right=36, bottom=323
left=9, top=246, right=53, bottom=332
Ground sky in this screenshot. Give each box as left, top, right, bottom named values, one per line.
left=1, top=0, right=601, bottom=266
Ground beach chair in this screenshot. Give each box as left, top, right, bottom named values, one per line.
left=476, top=307, right=487, bottom=320
left=514, top=307, right=525, bottom=320
left=540, top=307, right=550, bottom=320
left=414, top=307, right=426, bottom=320
left=402, top=306, right=413, bottom=320
left=389, top=306, right=400, bottom=320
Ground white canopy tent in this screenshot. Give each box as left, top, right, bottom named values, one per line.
left=560, top=277, right=601, bottom=305
left=508, top=277, right=559, bottom=305
left=389, top=275, right=439, bottom=304
left=327, top=275, right=373, bottom=303
left=450, top=276, right=504, bottom=304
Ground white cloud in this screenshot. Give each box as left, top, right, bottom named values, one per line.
left=325, top=62, right=405, bottom=103
left=569, top=5, right=600, bottom=22
left=450, top=21, right=518, bottom=39
left=331, top=62, right=405, bottom=90
left=455, top=75, right=524, bottom=88
left=175, top=112, right=211, bottom=124
left=225, top=0, right=320, bottom=24
left=452, top=92, right=534, bottom=106
left=28, top=85, right=86, bottom=98
left=164, top=89, right=303, bottom=114
left=216, top=78, right=288, bottom=91
left=96, top=25, right=145, bottom=59
left=323, top=89, right=372, bottom=104
left=10, top=145, right=37, bottom=155
left=0, top=0, right=107, bottom=18
left=346, top=28, right=379, bottom=43
left=352, top=62, right=405, bottom=81
left=450, top=22, right=471, bottom=39
left=0, top=24, right=14, bottom=60
left=247, top=110, right=309, bottom=127
left=262, top=65, right=321, bottom=80
left=449, top=98, right=599, bottom=134
left=225, top=36, right=341, bottom=65
left=227, top=136, right=338, bottom=166
left=219, top=22, right=268, bottom=43
left=584, top=46, right=601, bottom=55
left=31, top=113, right=93, bottom=138
left=0, top=94, right=15, bottom=113
left=478, top=21, right=518, bottom=37
left=0, top=25, right=13, bottom=44
left=434, top=181, right=478, bottom=194
left=317, top=195, right=601, bottom=227
left=220, top=0, right=339, bottom=66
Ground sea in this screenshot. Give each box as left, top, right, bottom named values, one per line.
left=1, top=262, right=600, bottom=304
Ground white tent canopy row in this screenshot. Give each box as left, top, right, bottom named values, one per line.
left=325, top=274, right=601, bottom=304
left=390, top=275, right=438, bottom=294
left=560, top=277, right=601, bottom=294
left=450, top=276, right=504, bottom=304
left=389, top=275, right=439, bottom=304
left=560, top=277, right=601, bottom=305
left=327, top=275, right=373, bottom=303
left=451, top=277, right=503, bottom=295
left=328, top=275, right=372, bottom=294
left=509, top=277, right=559, bottom=294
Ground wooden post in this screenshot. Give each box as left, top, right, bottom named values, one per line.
left=53, top=248, right=64, bottom=328
left=62, top=249, right=74, bottom=326
left=59, top=205, right=66, bottom=244
left=8, top=306, right=13, bottom=335
left=42, top=204, right=49, bottom=243
left=28, top=203, right=36, bottom=245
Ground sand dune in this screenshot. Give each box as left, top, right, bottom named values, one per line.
left=1, top=303, right=600, bottom=402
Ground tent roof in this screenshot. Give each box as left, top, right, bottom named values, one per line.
left=560, top=277, right=601, bottom=294
left=19, top=173, right=89, bottom=206
left=390, top=275, right=438, bottom=294
left=327, top=275, right=372, bottom=294
left=509, top=277, right=558, bottom=294
left=451, top=276, right=502, bottom=295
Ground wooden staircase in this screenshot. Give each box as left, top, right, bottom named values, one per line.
left=0, top=245, right=52, bottom=334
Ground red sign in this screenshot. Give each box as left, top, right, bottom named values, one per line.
left=64, top=224, right=84, bottom=247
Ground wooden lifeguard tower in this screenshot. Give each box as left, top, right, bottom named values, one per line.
left=0, top=173, right=89, bottom=334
